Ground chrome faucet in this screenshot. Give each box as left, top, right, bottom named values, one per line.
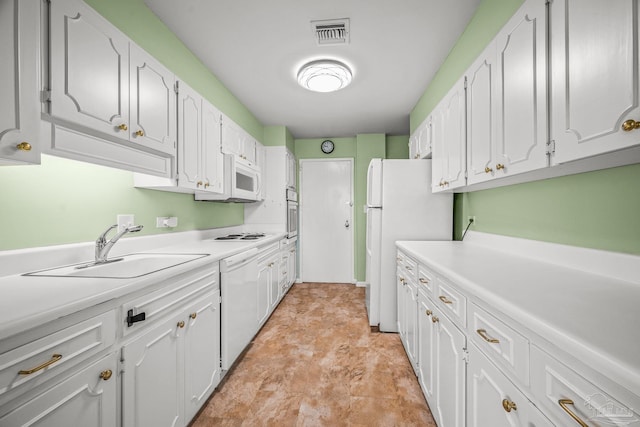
left=94, top=224, right=144, bottom=264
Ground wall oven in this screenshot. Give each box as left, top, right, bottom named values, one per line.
left=286, top=188, right=298, bottom=238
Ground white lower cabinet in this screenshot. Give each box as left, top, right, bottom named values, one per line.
left=433, top=306, right=466, bottom=427
left=183, top=290, right=221, bottom=421
left=417, top=289, right=436, bottom=402
left=122, top=289, right=220, bottom=427
left=467, top=343, right=551, bottom=427
left=257, top=245, right=280, bottom=327
left=0, top=353, right=117, bottom=427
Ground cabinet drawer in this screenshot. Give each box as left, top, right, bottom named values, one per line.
left=0, top=352, right=117, bottom=425
left=417, top=265, right=435, bottom=295
left=122, top=264, right=218, bottom=336
left=435, top=277, right=466, bottom=326
left=0, top=310, right=116, bottom=397
left=469, top=303, right=529, bottom=386
left=531, top=345, right=640, bottom=427
left=397, top=252, right=417, bottom=281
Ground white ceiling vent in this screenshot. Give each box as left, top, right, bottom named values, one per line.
left=311, top=19, right=350, bottom=46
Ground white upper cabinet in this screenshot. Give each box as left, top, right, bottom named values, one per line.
left=494, top=0, right=548, bottom=176
left=49, top=0, right=130, bottom=138
left=466, top=41, right=498, bottom=185
left=550, top=0, right=640, bottom=164
left=47, top=0, right=176, bottom=176
left=201, top=100, right=224, bottom=194
left=221, top=116, right=260, bottom=168
left=177, top=81, right=223, bottom=193
left=467, top=0, right=548, bottom=186
left=285, top=148, right=297, bottom=190
left=432, top=76, right=466, bottom=192
left=410, top=117, right=432, bottom=160
left=129, top=44, right=177, bottom=155
left=0, top=0, right=41, bottom=165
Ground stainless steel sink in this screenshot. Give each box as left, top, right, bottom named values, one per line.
left=24, top=253, right=209, bottom=279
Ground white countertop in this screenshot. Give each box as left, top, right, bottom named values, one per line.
left=0, top=232, right=285, bottom=342
left=396, top=238, right=640, bottom=400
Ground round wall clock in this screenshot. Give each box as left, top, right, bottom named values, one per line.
left=321, top=139, right=335, bottom=154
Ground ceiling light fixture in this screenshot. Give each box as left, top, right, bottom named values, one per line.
left=297, top=59, right=352, bottom=93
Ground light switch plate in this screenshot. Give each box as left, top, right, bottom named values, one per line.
left=117, top=214, right=135, bottom=232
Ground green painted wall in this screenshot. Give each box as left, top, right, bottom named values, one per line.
left=411, top=0, right=640, bottom=255
left=0, top=156, right=243, bottom=250
left=386, top=136, right=410, bottom=159
left=0, top=0, right=262, bottom=251
left=263, top=126, right=287, bottom=147
left=294, top=136, right=388, bottom=282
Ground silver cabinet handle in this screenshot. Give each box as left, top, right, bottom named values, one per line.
left=345, top=220, right=350, bottom=228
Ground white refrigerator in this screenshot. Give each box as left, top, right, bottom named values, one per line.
left=365, top=159, right=452, bottom=332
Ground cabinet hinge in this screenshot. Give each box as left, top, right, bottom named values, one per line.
left=545, top=0, right=552, bottom=5
left=546, top=140, right=556, bottom=156
left=174, top=81, right=179, bottom=94
left=219, top=295, right=222, bottom=304
left=464, top=76, right=468, bottom=89
left=463, top=348, right=470, bottom=364
left=41, top=90, right=51, bottom=103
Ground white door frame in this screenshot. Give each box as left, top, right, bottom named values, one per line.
left=298, top=158, right=355, bottom=283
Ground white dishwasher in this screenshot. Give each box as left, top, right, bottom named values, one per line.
left=220, top=248, right=259, bottom=370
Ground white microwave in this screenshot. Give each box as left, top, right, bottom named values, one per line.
left=195, top=154, right=261, bottom=202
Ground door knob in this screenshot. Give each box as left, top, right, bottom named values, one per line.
left=345, top=220, right=350, bottom=228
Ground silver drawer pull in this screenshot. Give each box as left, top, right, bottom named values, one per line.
left=558, top=399, right=588, bottom=427
left=419, top=278, right=429, bottom=284
left=19, top=354, right=63, bottom=375
left=477, top=329, right=500, bottom=344
left=439, top=295, right=453, bottom=304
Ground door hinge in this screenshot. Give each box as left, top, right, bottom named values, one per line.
left=41, top=90, right=51, bottom=103
left=546, top=140, right=556, bottom=156
left=463, top=348, right=470, bottom=364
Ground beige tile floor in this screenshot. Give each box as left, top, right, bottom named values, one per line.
left=191, top=283, right=437, bottom=427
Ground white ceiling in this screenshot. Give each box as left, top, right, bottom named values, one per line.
left=144, top=0, right=480, bottom=139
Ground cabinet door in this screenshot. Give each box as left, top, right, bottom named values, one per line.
left=417, top=293, right=436, bottom=402
left=122, top=314, right=183, bottom=427
left=201, top=100, right=224, bottom=193
left=397, top=269, right=407, bottom=339
left=442, top=78, right=467, bottom=190
left=287, top=248, right=297, bottom=287
left=177, top=82, right=202, bottom=191
left=434, top=309, right=466, bottom=427
left=418, top=119, right=432, bottom=159
left=256, top=262, right=271, bottom=326
left=495, top=0, right=548, bottom=175
left=405, top=280, right=419, bottom=372
left=242, top=136, right=257, bottom=165
left=49, top=0, right=129, bottom=139
left=221, top=116, right=242, bottom=156
left=466, top=41, right=497, bottom=185
left=551, top=0, right=640, bottom=163
left=270, top=261, right=280, bottom=311
left=184, top=291, right=221, bottom=422
left=0, top=0, right=40, bottom=165
left=0, top=353, right=117, bottom=427
left=431, top=104, right=447, bottom=191
left=467, top=344, right=552, bottom=427
left=409, top=132, right=420, bottom=159
left=129, top=44, right=176, bottom=155
left=286, top=150, right=297, bottom=190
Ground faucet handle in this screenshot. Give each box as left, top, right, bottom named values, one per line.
left=97, top=224, right=118, bottom=243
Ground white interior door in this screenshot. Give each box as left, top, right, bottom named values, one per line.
left=300, top=159, right=354, bottom=283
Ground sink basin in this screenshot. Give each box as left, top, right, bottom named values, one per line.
left=24, top=253, right=209, bottom=279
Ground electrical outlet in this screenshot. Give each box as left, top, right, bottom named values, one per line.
left=117, top=214, right=135, bottom=232
left=467, top=216, right=476, bottom=225
left=156, top=216, right=178, bottom=228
